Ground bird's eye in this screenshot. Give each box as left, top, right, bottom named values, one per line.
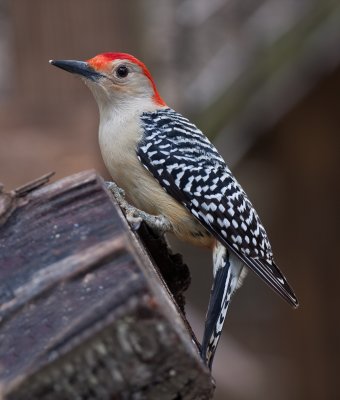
left=116, top=65, right=129, bottom=78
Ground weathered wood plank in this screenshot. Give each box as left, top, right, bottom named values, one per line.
left=0, top=170, right=214, bottom=400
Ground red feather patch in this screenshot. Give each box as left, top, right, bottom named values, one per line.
left=87, top=52, right=166, bottom=107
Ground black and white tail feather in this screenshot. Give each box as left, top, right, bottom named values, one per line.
left=202, top=243, right=244, bottom=368
left=137, top=108, right=298, bottom=367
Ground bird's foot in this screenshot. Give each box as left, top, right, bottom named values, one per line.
left=126, top=208, right=172, bottom=235
left=106, top=181, right=127, bottom=207
left=105, top=181, right=172, bottom=235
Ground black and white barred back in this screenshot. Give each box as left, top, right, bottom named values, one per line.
left=137, top=108, right=298, bottom=308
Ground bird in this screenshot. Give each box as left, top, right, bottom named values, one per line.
left=50, top=52, right=298, bottom=369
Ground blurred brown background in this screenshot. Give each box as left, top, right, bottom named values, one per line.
left=0, top=1, right=339, bottom=399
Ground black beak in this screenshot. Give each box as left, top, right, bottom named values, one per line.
left=49, top=59, right=104, bottom=81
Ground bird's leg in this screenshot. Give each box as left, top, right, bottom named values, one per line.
left=105, top=181, right=172, bottom=235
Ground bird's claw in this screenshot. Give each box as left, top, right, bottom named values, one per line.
left=106, top=180, right=172, bottom=235
left=126, top=210, right=143, bottom=231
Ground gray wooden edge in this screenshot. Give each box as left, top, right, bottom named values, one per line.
left=0, top=170, right=214, bottom=400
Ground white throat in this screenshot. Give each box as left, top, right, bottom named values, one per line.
left=95, top=95, right=161, bottom=186
left=98, top=96, right=159, bottom=148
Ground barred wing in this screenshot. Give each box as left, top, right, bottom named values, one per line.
left=138, top=108, right=298, bottom=307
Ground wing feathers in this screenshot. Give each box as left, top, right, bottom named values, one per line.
left=138, top=108, right=298, bottom=307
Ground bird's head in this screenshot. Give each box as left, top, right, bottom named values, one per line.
left=50, top=52, right=166, bottom=112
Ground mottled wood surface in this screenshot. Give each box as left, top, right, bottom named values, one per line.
left=0, top=170, right=213, bottom=400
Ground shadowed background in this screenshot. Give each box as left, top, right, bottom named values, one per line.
left=0, top=1, right=339, bottom=399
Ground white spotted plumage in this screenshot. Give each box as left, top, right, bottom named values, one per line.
left=137, top=107, right=298, bottom=367
left=138, top=108, right=272, bottom=260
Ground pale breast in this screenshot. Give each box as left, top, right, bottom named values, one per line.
left=98, top=114, right=213, bottom=248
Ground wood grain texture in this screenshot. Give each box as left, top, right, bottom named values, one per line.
left=0, top=170, right=214, bottom=400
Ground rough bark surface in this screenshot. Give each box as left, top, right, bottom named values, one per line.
left=0, top=170, right=214, bottom=400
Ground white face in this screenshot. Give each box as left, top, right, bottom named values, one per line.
left=84, top=60, right=155, bottom=110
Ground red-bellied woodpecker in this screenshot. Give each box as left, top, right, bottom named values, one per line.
left=50, top=53, right=298, bottom=369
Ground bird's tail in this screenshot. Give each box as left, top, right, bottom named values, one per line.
left=201, top=242, right=243, bottom=369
